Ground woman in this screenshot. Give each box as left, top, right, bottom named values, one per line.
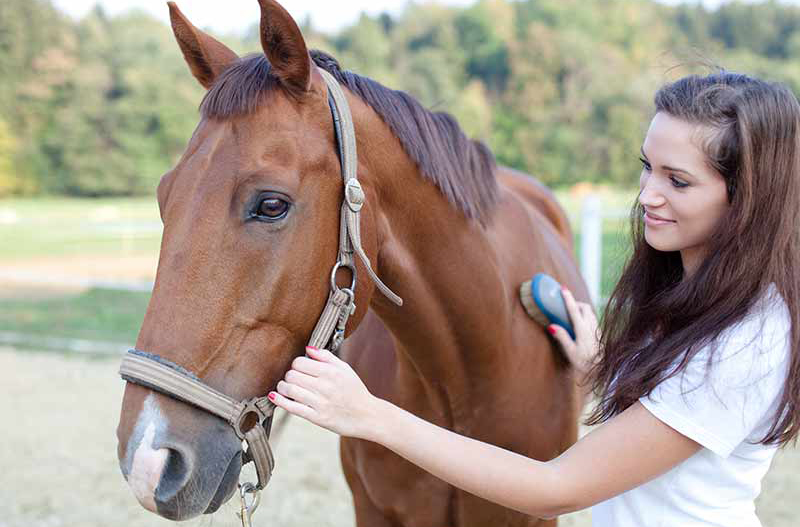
left=267, top=72, right=800, bottom=526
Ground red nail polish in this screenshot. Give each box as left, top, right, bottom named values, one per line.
left=268, top=392, right=276, bottom=401
left=548, top=326, right=557, bottom=335
left=307, top=346, right=319, bottom=352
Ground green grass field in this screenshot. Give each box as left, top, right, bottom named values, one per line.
left=0, top=197, right=161, bottom=261
left=0, top=191, right=634, bottom=346
left=0, top=287, right=150, bottom=344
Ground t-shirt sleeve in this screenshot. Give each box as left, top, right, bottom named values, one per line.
left=639, top=302, right=790, bottom=458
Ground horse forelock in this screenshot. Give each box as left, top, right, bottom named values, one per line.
left=200, top=51, right=499, bottom=226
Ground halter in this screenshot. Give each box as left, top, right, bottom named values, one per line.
left=118, top=69, right=403, bottom=519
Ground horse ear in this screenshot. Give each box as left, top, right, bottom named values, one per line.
left=257, top=0, right=312, bottom=96
left=167, top=2, right=239, bottom=90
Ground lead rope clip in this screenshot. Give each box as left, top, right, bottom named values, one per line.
left=237, top=482, right=261, bottom=527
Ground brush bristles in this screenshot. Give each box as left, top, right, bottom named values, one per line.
left=519, top=280, right=549, bottom=327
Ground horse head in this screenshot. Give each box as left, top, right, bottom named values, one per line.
left=116, top=0, right=385, bottom=519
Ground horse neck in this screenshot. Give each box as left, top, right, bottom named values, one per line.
left=352, top=99, right=513, bottom=398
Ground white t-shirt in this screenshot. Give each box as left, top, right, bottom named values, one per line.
left=592, top=283, right=792, bottom=527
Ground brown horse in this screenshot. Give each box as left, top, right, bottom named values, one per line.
left=116, top=0, right=590, bottom=525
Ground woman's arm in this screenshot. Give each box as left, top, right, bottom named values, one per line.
left=269, top=347, right=701, bottom=519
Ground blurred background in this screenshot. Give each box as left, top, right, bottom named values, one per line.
left=1, top=0, right=798, bottom=525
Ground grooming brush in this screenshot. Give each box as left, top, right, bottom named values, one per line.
left=519, top=273, right=576, bottom=340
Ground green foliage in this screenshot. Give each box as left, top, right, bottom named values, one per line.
left=455, top=1, right=511, bottom=93
left=3, top=0, right=800, bottom=196
left=0, top=118, right=19, bottom=196
left=334, top=14, right=394, bottom=81
left=0, top=0, right=64, bottom=114
left=21, top=7, right=206, bottom=196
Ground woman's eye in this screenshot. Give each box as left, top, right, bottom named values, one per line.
left=639, top=157, right=652, bottom=172
left=669, top=175, right=689, bottom=189
left=255, top=197, right=289, bottom=220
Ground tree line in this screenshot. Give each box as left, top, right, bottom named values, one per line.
left=2, top=0, right=800, bottom=197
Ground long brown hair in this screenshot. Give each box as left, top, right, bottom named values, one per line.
left=587, top=72, right=800, bottom=446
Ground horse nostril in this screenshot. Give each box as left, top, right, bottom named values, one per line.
left=155, top=447, right=192, bottom=505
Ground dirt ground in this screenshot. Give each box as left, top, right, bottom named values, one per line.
left=0, top=253, right=158, bottom=284
left=1, top=350, right=798, bottom=526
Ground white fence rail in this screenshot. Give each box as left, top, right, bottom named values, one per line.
left=580, top=195, right=603, bottom=305
left=578, top=194, right=629, bottom=307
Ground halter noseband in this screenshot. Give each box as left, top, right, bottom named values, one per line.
left=118, top=69, right=403, bottom=494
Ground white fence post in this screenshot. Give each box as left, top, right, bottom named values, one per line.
left=580, top=194, right=602, bottom=306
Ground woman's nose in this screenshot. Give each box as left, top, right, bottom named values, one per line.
left=638, top=174, right=666, bottom=208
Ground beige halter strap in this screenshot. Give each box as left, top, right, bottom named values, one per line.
left=118, top=69, right=403, bottom=495
left=307, top=69, right=402, bottom=352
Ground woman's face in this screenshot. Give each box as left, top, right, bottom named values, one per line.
left=638, top=112, right=731, bottom=275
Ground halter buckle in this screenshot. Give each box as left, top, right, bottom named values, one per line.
left=345, top=179, right=365, bottom=212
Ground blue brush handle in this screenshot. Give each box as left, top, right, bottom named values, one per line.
left=530, top=273, right=576, bottom=340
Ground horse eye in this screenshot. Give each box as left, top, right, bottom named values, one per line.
left=256, top=197, right=289, bottom=219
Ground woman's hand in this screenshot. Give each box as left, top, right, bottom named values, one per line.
left=548, top=288, right=599, bottom=384
left=268, top=346, right=382, bottom=440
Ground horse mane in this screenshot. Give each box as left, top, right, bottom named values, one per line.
left=200, top=51, right=498, bottom=226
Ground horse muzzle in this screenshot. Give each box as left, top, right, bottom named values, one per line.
left=119, top=385, right=245, bottom=520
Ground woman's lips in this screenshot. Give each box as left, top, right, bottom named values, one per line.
left=644, top=211, right=676, bottom=226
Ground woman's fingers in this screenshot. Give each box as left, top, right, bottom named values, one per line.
left=549, top=324, right=576, bottom=351
left=562, top=288, right=595, bottom=322
left=291, top=355, right=329, bottom=377
left=553, top=288, right=601, bottom=381
left=282, top=348, right=351, bottom=400
left=284, top=368, right=322, bottom=391
left=269, top=391, right=317, bottom=421
left=276, top=379, right=321, bottom=408
left=577, top=302, right=595, bottom=317
left=269, top=346, right=379, bottom=439
left=306, top=346, right=341, bottom=364
left=561, top=287, right=582, bottom=322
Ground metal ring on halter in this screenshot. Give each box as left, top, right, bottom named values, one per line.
left=330, top=260, right=357, bottom=292
left=233, top=398, right=270, bottom=441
